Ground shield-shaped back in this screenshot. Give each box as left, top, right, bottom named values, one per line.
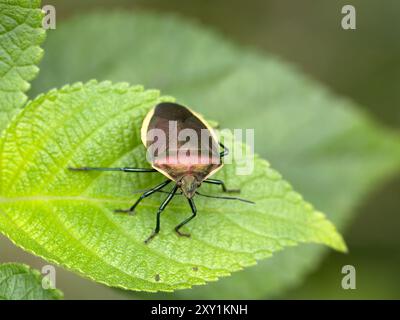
left=141, top=102, right=223, bottom=182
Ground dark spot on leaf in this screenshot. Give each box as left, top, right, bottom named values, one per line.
left=155, top=274, right=160, bottom=282
left=192, top=266, right=198, bottom=272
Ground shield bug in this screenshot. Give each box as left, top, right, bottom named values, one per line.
left=69, top=102, right=254, bottom=243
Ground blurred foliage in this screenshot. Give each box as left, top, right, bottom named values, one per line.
left=287, top=247, right=400, bottom=299
left=42, top=0, right=400, bottom=127
left=28, top=8, right=400, bottom=299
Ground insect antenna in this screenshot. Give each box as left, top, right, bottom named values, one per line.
left=195, top=191, right=254, bottom=204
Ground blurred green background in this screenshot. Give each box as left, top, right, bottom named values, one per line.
left=1, top=0, right=399, bottom=299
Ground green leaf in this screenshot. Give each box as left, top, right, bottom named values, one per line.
left=0, top=80, right=345, bottom=292
left=0, top=263, right=63, bottom=300
left=30, top=12, right=400, bottom=298
left=0, top=0, right=45, bottom=132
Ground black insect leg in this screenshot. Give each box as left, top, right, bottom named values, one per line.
left=69, top=167, right=157, bottom=173
left=174, top=198, right=197, bottom=238
left=145, top=185, right=179, bottom=244
left=115, top=180, right=171, bottom=214
left=219, top=142, right=229, bottom=159
left=203, top=178, right=240, bottom=193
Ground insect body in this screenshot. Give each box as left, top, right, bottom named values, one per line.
left=69, top=102, right=253, bottom=243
